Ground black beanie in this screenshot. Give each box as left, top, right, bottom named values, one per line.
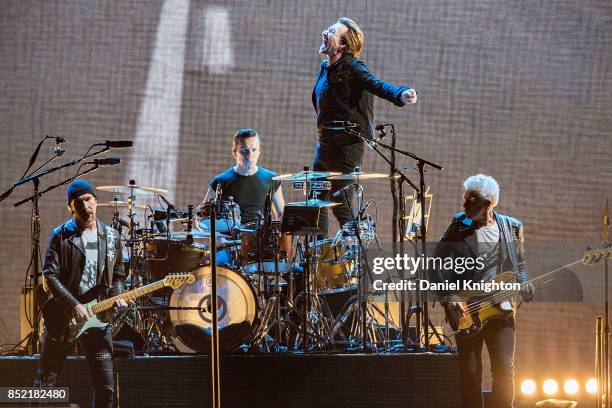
left=66, top=179, right=97, bottom=204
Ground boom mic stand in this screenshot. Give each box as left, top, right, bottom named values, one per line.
left=203, top=185, right=222, bottom=408
left=4, top=141, right=121, bottom=355
left=338, top=123, right=443, bottom=350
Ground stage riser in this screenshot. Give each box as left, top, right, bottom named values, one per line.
left=0, top=354, right=461, bottom=407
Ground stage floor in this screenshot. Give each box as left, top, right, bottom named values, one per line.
left=0, top=353, right=461, bottom=407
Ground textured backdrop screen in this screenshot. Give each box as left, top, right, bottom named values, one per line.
left=1, top=0, right=611, bottom=382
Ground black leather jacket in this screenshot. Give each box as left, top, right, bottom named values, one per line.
left=312, top=54, right=409, bottom=145
left=431, top=211, right=529, bottom=299
left=42, top=218, right=125, bottom=309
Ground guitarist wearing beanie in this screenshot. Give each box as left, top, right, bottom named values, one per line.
left=35, top=179, right=130, bottom=408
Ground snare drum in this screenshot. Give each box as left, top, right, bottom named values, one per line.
left=240, top=221, right=293, bottom=274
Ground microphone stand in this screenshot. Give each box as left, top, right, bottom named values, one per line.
left=204, top=187, right=222, bottom=408
left=5, top=142, right=115, bottom=355
left=340, top=124, right=443, bottom=350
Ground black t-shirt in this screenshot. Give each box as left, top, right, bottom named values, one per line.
left=210, top=167, right=280, bottom=224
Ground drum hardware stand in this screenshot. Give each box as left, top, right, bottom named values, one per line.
left=289, top=234, right=336, bottom=351
left=249, top=191, right=289, bottom=351
left=596, top=199, right=610, bottom=408
left=281, top=173, right=336, bottom=351
left=340, top=122, right=444, bottom=350
left=249, top=251, right=288, bottom=352
left=6, top=140, right=119, bottom=355
left=204, top=185, right=222, bottom=408
left=329, top=179, right=391, bottom=351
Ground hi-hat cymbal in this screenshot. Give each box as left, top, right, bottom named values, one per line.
left=327, top=172, right=389, bottom=180
left=97, top=201, right=147, bottom=210
left=286, top=199, right=340, bottom=208
left=97, top=185, right=167, bottom=194
left=273, top=171, right=340, bottom=181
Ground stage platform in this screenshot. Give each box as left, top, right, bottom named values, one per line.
left=0, top=353, right=461, bottom=407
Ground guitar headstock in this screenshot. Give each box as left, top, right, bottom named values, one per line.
left=583, top=243, right=612, bottom=265
left=163, top=273, right=196, bottom=289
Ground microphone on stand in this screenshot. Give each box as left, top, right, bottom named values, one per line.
left=94, top=140, right=133, bottom=148
left=87, top=157, right=122, bottom=166
left=53, top=136, right=66, bottom=157
left=332, top=183, right=357, bottom=199
left=359, top=199, right=375, bottom=220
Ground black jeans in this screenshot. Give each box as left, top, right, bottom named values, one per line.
left=455, top=317, right=515, bottom=408
left=36, top=327, right=115, bottom=408
left=312, top=140, right=365, bottom=234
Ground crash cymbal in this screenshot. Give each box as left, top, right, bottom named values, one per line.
left=97, top=185, right=167, bottom=194
left=327, top=172, right=389, bottom=180
left=273, top=171, right=340, bottom=181
left=286, top=199, right=341, bottom=208
left=97, top=201, right=147, bottom=210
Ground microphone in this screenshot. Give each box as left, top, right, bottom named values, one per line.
left=359, top=199, right=375, bottom=219
left=117, top=218, right=130, bottom=229
left=105, top=140, right=133, bottom=148
left=91, top=157, right=121, bottom=166
left=159, top=193, right=175, bottom=209
left=375, top=123, right=393, bottom=132
left=53, top=136, right=65, bottom=157
left=332, top=183, right=356, bottom=199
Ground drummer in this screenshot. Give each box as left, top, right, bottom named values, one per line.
left=201, top=128, right=285, bottom=229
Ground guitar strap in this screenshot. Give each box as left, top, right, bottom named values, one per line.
left=105, top=225, right=117, bottom=289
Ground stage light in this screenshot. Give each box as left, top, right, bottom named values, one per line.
left=563, top=379, right=579, bottom=394
left=542, top=379, right=558, bottom=395
left=586, top=378, right=598, bottom=394
left=520, top=379, right=537, bottom=395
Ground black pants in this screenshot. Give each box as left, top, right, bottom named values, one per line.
left=312, top=141, right=365, bottom=234
left=455, top=317, right=515, bottom=408
left=36, top=327, right=115, bottom=408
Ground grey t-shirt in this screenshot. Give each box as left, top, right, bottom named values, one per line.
left=78, top=229, right=98, bottom=295
left=466, top=221, right=500, bottom=283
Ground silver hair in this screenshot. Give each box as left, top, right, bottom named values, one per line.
left=463, top=174, right=500, bottom=206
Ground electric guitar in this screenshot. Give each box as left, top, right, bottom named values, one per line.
left=43, top=273, right=195, bottom=343
left=444, top=245, right=612, bottom=338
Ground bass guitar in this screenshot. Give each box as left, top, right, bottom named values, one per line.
left=444, top=245, right=611, bottom=338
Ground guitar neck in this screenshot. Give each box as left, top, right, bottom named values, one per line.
left=525, top=259, right=585, bottom=289
left=91, top=280, right=166, bottom=314
left=482, top=259, right=586, bottom=304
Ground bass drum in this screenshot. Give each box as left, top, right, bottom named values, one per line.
left=169, top=265, right=258, bottom=352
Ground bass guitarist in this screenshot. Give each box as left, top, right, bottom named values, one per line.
left=35, top=179, right=130, bottom=408
left=432, top=174, right=534, bottom=408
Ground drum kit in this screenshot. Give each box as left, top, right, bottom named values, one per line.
left=100, top=169, right=397, bottom=354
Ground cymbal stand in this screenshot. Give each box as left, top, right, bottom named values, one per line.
left=249, top=235, right=287, bottom=352
left=288, top=232, right=336, bottom=351
left=330, top=181, right=390, bottom=350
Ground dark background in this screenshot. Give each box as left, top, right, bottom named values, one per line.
left=1, top=0, right=611, bottom=385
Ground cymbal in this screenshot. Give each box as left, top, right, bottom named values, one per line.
left=273, top=171, right=340, bottom=181
left=286, top=199, right=340, bottom=208
left=97, top=201, right=147, bottom=210
left=327, top=172, right=389, bottom=180
left=97, top=185, right=167, bottom=194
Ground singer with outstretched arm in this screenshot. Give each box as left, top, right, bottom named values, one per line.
left=312, top=17, right=417, bottom=233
